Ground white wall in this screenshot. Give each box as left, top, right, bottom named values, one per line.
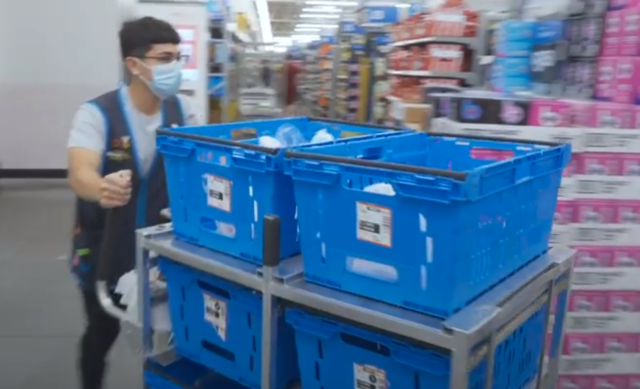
left=0, top=0, right=122, bottom=169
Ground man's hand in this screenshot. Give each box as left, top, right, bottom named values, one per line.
left=99, top=170, right=132, bottom=208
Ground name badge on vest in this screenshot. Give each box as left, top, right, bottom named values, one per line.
left=107, top=135, right=132, bottom=161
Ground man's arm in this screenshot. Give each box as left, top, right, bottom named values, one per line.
left=67, top=104, right=107, bottom=202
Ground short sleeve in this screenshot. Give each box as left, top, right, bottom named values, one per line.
left=177, top=95, right=202, bottom=126
left=67, top=103, right=108, bottom=153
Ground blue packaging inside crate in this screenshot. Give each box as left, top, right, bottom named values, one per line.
left=285, top=132, right=571, bottom=318
left=160, top=258, right=300, bottom=389
left=144, top=358, right=246, bottom=389
left=286, top=288, right=550, bottom=389
left=157, top=117, right=404, bottom=264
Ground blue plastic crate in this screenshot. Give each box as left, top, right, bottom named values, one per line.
left=144, top=358, right=245, bottom=389
left=159, top=258, right=299, bottom=389
left=286, top=296, right=550, bottom=389
left=158, top=117, right=403, bottom=265
left=285, top=132, right=571, bottom=318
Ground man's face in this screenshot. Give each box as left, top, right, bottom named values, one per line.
left=126, top=43, right=182, bottom=81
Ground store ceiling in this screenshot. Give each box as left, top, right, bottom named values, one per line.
left=267, top=0, right=357, bottom=39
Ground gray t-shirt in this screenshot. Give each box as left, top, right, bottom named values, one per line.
left=67, top=86, right=201, bottom=175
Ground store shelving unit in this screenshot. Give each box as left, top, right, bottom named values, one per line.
left=300, top=38, right=334, bottom=118
left=103, top=220, right=574, bottom=389
left=330, top=21, right=367, bottom=121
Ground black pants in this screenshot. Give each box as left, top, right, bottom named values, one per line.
left=79, top=288, right=121, bottom=389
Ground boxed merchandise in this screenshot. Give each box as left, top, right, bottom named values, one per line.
left=492, top=57, right=531, bottom=77
left=568, top=0, right=609, bottom=15
left=528, top=99, right=573, bottom=127
left=562, top=59, right=597, bottom=99
left=595, top=57, right=640, bottom=104
left=448, top=93, right=532, bottom=125
left=567, top=17, right=604, bottom=58
left=531, top=20, right=567, bottom=96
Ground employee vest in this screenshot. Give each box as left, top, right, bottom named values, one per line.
left=70, top=88, right=185, bottom=289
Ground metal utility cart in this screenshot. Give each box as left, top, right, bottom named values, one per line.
left=98, top=214, right=574, bottom=389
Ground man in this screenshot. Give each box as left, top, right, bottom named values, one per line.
left=283, top=56, right=302, bottom=115
left=66, top=17, right=199, bottom=389
left=261, top=59, right=272, bottom=87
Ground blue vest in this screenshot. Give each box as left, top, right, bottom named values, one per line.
left=71, top=88, right=185, bottom=288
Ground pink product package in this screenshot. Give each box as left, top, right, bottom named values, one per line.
left=594, top=376, right=630, bottom=389
left=616, top=201, right=640, bottom=224
left=595, top=58, right=640, bottom=104
left=577, top=153, right=623, bottom=175
left=630, top=376, right=640, bottom=388
left=557, top=376, right=593, bottom=389
left=602, top=36, right=621, bottom=56
left=528, top=99, right=572, bottom=127
left=604, top=10, right=624, bottom=38
left=613, top=247, right=640, bottom=266
left=609, top=291, right=640, bottom=312
left=603, top=334, right=640, bottom=353
left=621, top=154, right=640, bottom=176
left=592, top=102, right=636, bottom=129
left=564, top=334, right=604, bottom=355
left=555, top=200, right=576, bottom=225
left=567, top=100, right=595, bottom=127
left=569, top=291, right=609, bottom=312
left=575, top=247, right=614, bottom=267
left=576, top=200, right=618, bottom=223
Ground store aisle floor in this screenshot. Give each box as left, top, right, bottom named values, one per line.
left=0, top=180, right=141, bottom=389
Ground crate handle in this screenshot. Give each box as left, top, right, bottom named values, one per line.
left=157, top=129, right=280, bottom=156
left=230, top=154, right=268, bottom=173
left=158, top=140, right=194, bottom=158
left=197, top=280, right=231, bottom=299
left=285, top=150, right=467, bottom=180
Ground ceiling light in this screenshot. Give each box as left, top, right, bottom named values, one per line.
left=306, top=1, right=358, bottom=5
left=302, top=7, right=341, bottom=12
left=296, top=23, right=338, bottom=28
left=300, top=13, right=341, bottom=18
left=395, top=3, right=410, bottom=7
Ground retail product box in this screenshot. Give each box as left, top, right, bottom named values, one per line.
left=595, top=57, right=640, bottom=104
left=497, top=20, right=536, bottom=42
left=567, top=17, right=604, bottom=58
left=568, top=0, right=608, bottom=15
left=528, top=99, right=573, bottom=127
left=449, top=94, right=531, bottom=125
left=559, top=375, right=640, bottom=388
left=572, top=267, right=640, bottom=290
left=609, top=0, right=640, bottom=10
left=493, top=57, right=531, bottom=77
left=602, top=8, right=640, bottom=56
left=562, top=59, right=597, bottom=100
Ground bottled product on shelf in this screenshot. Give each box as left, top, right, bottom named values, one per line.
left=299, top=37, right=334, bottom=118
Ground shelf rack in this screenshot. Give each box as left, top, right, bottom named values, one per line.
left=97, top=216, right=575, bottom=389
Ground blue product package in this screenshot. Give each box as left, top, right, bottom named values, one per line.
left=491, top=75, right=531, bottom=94
left=535, top=20, right=566, bottom=45
left=497, top=20, right=536, bottom=42
left=493, top=57, right=532, bottom=78
left=494, top=40, right=533, bottom=57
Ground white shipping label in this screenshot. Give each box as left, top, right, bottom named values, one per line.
left=583, top=129, right=640, bottom=152
left=571, top=267, right=640, bottom=290
left=356, top=202, right=392, bottom=248
left=354, top=363, right=388, bottom=389
left=206, top=175, right=232, bottom=212
left=203, top=294, right=227, bottom=341
left=569, top=224, right=640, bottom=246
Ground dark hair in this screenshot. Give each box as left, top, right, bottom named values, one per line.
left=119, top=17, right=181, bottom=59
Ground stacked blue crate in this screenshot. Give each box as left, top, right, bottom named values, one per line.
left=156, top=118, right=404, bottom=388
left=280, top=131, right=572, bottom=389
left=492, top=21, right=536, bottom=93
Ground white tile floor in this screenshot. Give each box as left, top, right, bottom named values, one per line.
left=0, top=180, right=141, bottom=388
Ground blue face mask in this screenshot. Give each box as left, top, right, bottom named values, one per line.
left=142, top=61, right=183, bottom=99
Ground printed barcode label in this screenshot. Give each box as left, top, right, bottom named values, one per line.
left=356, top=202, right=392, bottom=248
left=206, top=175, right=232, bottom=212
left=354, top=363, right=388, bottom=389
left=204, top=294, right=227, bottom=341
